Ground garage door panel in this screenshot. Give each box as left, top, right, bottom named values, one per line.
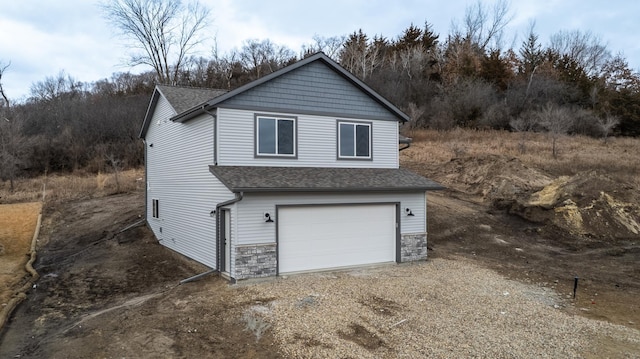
left=278, top=204, right=396, bottom=274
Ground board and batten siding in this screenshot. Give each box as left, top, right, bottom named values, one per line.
left=216, top=108, right=399, bottom=168
left=146, top=98, right=234, bottom=269
left=233, top=192, right=426, bottom=246
left=219, top=60, right=399, bottom=121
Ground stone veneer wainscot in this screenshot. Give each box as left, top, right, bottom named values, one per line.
left=234, top=243, right=277, bottom=279
left=401, top=233, right=428, bottom=262
left=233, top=234, right=428, bottom=280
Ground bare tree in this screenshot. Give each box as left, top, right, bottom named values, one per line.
left=101, top=0, right=211, bottom=84
left=30, top=70, right=84, bottom=102
left=597, top=115, right=619, bottom=143
left=0, top=115, right=34, bottom=191
left=509, top=112, right=537, bottom=153
left=339, top=30, right=386, bottom=80
left=238, top=39, right=296, bottom=79
left=398, top=46, right=429, bottom=81
left=600, top=53, right=640, bottom=92
left=209, top=50, right=240, bottom=89
left=0, top=62, right=19, bottom=191
left=536, top=103, right=573, bottom=158
left=459, top=0, right=513, bottom=51
left=301, top=35, right=345, bottom=60
left=404, top=102, right=426, bottom=129
left=549, top=29, right=610, bottom=77
left=105, top=153, right=124, bottom=193
left=0, top=63, right=32, bottom=192
left=0, top=61, right=10, bottom=108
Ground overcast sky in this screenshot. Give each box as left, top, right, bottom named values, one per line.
left=1, top=0, right=639, bottom=102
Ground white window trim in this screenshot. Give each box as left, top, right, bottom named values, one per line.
left=337, top=121, right=372, bottom=160
left=255, top=115, right=297, bottom=158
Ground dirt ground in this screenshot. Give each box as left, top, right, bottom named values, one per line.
left=403, top=151, right=640, bottom=330
left=0, top=193, right=281, bottom=358
left=0, top=151, right=640, bottom=358
left=427, top=190, right=640, bottom=329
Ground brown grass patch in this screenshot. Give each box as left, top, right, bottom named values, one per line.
left=402, top=129, right=640, bottom=188
left=0, top=168, right=145, bottom=205
left=0, top=202, right=42, bottom=306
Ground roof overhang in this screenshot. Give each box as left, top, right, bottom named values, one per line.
left=139, top=88, right=163, bottom=139
left=209, top=165, right=445, bottom=193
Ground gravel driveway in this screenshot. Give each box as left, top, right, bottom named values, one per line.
left=239, top=257, right=640, bottom=358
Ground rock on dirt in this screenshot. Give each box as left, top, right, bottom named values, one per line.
left=512, top=171, right=640, bottom=240
left=425, top=155, right=640, bottom=241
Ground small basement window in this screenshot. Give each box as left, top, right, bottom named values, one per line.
left=152, top=199, right=159, bottom=218
left=338, top=121, right=371, bottom=159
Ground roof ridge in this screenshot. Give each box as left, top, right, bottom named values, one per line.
left=157, top=84, right=228, bottom=92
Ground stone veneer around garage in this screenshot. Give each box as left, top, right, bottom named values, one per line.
left=233, top=243, right=277, bottom=280
left=401, top=232, right=428, bottom=262
left=233, top=234, right=427, bottom=280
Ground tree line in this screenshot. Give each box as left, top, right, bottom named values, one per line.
left=2, top=0, right=640, bottom=188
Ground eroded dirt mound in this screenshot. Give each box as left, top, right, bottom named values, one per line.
left=512, top=171, right=640, bottom=240
left=433, top=154, right=552, bottom=203
left=427, top=155, right=640, bottom=241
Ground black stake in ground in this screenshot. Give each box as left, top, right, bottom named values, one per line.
left=573, top=276, right=579, bottom=299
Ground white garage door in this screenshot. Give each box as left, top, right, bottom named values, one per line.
left=278, top=204, right=397, bottom=274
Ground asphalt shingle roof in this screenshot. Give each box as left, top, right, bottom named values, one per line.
left=209, top=166, right=444, bottom=193
left=156, top=85, right=227, bottom=114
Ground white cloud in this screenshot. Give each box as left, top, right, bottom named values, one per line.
left=1, top=0, right=640, bottom=101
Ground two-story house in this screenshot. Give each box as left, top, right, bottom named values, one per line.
left=139, top=52, right=443, bottom=282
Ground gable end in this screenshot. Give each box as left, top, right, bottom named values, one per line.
left=173, top=53, right=410, bottom=123
left=218, top=61, right=399, bottom=121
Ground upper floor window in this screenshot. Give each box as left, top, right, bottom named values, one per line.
left=256, top=115, right=297, bottom=157
left=338, top=121, right=371, bottom=159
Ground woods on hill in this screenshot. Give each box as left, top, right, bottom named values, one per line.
left=1, top=0, right=640, bottom=185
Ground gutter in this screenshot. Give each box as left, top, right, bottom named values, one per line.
left=179, top=269, right=217, bottom=284
left=399, top=135, right=412, bottom=152
left=142, top=139, right=149, bottom=228
left=170, top=105, right=206, bottom=123
left=202, top=106, right=218, bottom=166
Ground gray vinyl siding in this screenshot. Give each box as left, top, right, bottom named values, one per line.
left=233, top=191, right=426, bottom=246
left=218, top=61, right=399, bottom=121
left=145, top=97, right=234, bottom=268
left=217, top=108, right=399, bottom=168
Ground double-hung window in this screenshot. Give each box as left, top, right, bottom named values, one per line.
left=338, top=121, right=372, bottom=159
left=256, top=115, right=296, bottom=157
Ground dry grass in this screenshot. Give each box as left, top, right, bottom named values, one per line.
left=0, top=202, right=42, bottom=306
left=402, top=128, right=640, bottom=188
left=0, top=168, right=145, bottom=205
left=2, top=131, right=638, bottom=201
